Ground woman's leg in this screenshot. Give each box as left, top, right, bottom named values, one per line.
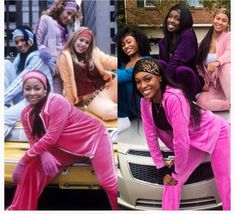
left=162, top=146, right=207, bottom=210
left=197, top=86, right=230, bottom=111
left=175, top=66, right=202, bottom=98
left=219, top=63, right=230, bottom=105
left=87, top=91, right=117, bottom=120
left=90, top=130, right=118, bottom=210
left=7, top=158, right=55, bottom=210
left=210, top=121, right=230, bottom=210
left=104, top=75, right=117, bottom=103
left=7, top=148, right=79, bottom=210
left=4, top=60, right=17, bottom=90
left=4, top=98, right=28, bottom=138
left=53, top=74, right=63, bottom=94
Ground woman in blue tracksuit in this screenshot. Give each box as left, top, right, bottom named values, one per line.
left=4, top=25, right=53, bottom=137
left=116, top=26, right=151, bottom=134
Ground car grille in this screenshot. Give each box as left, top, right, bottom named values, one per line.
left=129, top=162, right=214, bottom=185
left=128, top=150, right=173, bottom=158
left=136, top=196, right=218, bottom=210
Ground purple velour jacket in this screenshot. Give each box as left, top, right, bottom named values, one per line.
left=140, top=86, right=226, bottom=175
left=159, top=28, right=199, bottom=78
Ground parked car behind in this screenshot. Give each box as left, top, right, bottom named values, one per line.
left=118, top=111, right=229, bottom=210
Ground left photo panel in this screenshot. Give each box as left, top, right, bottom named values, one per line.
left=4, top=0, right=118, bottom=210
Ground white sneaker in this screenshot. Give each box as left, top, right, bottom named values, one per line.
left=109, top=129, right=118, bottom=143
left=4, top=125, right=12, bottom=138
left=109, top=117, right=131, bottom=143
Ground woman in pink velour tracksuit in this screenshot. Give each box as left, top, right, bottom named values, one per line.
left=196, top=8, right=230, bottom=111
left=7, top=71, right=117, bottom=210
left=132, top=58, right=230, bottom=210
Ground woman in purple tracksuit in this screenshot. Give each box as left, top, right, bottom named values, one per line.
left=132, top=58, right=230, bottom=210
left=34, top=0, right=81, bottom=93
left=158, top=3, right=204, bottom=98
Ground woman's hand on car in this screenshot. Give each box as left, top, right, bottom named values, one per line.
left=163, top=174, right=178, bottom=185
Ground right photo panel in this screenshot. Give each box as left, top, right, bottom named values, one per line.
left=117, top=0, right=231, bottom=210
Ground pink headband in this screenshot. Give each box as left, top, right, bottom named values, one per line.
left=79, top=28, right=93, bottom=41
left=64, top=1, right=78, bottom=13
left=23, top=71, right=47, bottom=89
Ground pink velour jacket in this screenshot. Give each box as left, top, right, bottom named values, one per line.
left=21, top=93, right=106, bottom=162
left=197, top=31, right=230, bottom=87
left=141, top=86, right=226, bottom=175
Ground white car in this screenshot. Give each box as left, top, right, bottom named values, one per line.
left=118, top=111, right=229, bottom=210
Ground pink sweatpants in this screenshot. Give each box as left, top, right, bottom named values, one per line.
left=197, top=63, right=230, bottom=111
left=7, top=131, right=117, bottom=210
left=162, top=121, right=230, bottom=210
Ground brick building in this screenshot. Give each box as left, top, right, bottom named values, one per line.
left=123, top=0, right=214, bottom=56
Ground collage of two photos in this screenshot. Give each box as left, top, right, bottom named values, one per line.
left=3, top=0, right=231, bottom=211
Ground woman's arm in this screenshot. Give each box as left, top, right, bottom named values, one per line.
left=57, top=53, right=75, bottom=104
left=93, top=47, right=116, bottom=83
left=117, top=67, right=133, bottom=84
left=141, top=99, right=165, bottom=169
left=166, top=29, right=198, bottom=77
left=216, top=32, right=230, bottom=66
left=94, top=47, right=117, bottom=70
left=22, top=97, right=71, bottom=162
left=164, top=93, right=190, bottom=175
left=34, top=15, right=49, bottom=49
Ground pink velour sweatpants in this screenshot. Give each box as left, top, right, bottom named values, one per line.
left=197, top=63, right=231, bottom=111
left=7, top=131, right=117, bottom=210
left=162, top=121, right=230, bottom=210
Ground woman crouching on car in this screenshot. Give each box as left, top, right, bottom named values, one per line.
left=132, top=58, right=230, bottom=210
left=7, top=70, right=117, bottom=210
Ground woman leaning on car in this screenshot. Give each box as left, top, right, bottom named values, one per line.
left=7, top=71, right=117, bottom=210
left=132, top=58, right=230, bottom=210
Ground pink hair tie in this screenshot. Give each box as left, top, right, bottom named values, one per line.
left=79, top=28, right=93, bottom=42
left=23, top=71, right=47, bottom=89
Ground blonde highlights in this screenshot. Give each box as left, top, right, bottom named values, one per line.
left=63, top=27, right=95, bottom=70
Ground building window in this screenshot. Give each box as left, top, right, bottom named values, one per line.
left=7, top=1, right=16, bottom=5
left=137, top=0, right=144, bottom=7
left=137, top=0, right=155, bottom=8
left=110, top=28, right=115, bottom=38
left=22, top=12, right=29, bottom=24
left=110, top=43, right=116, bottom=55
left=187, top=0, right=202, bottom=7
left=7, top=12, right=17, bottom=22
left=110, top=0, right=115, bottom=6
left=145, top=0, right=155, bottom=7
left=110, top=11, right=115, bottom=22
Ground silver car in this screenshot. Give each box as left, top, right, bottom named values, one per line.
left=118, top=111, right=229, bottom=210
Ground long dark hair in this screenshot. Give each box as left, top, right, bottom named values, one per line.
left=197, top=9, right=230, bottom=66
left=27, top=72, right=51, bottom=138
left=132, top=58, right=201, bottom=129
left=162, top=3, right=194, bottom=60
left=15, top=26, right=38, bottom=74
left=196, top=27, right=213, bottom=66
left=116, top=26, right=151, bottom=67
